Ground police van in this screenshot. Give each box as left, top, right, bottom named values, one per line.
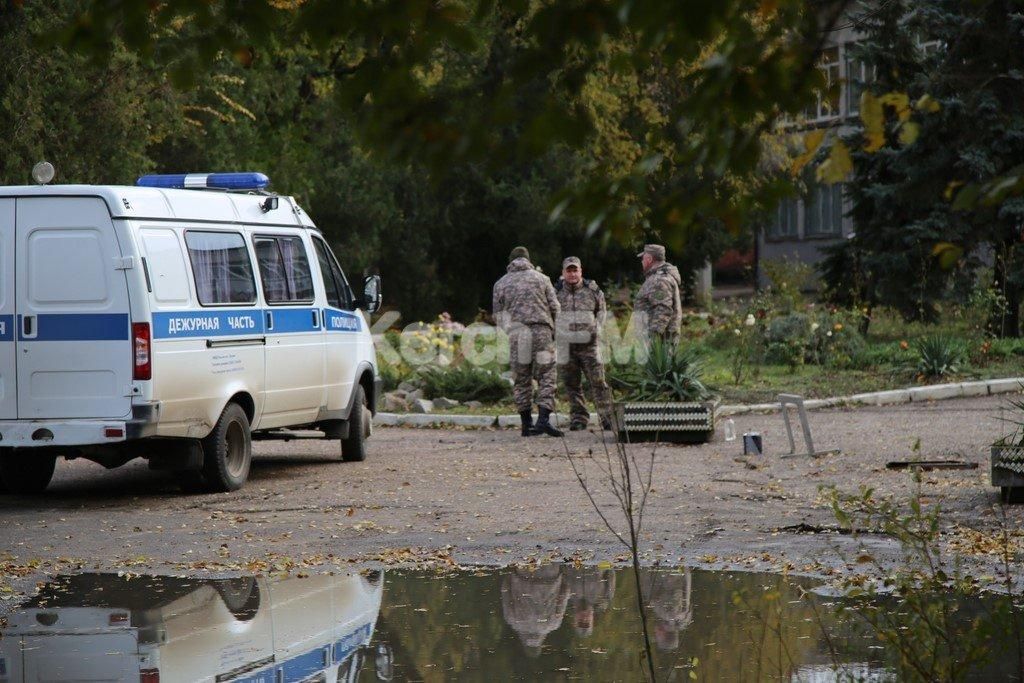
left=0, top=169, right=382, bottom=494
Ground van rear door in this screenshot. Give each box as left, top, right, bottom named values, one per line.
left=0, top=199, right=16, bottom=419
left=15, top=198, right=133, bottom=419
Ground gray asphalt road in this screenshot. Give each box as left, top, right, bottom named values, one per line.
left=1, top=395, right=1020, bottom=593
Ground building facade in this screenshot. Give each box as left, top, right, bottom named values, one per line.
left=756, top=18, right=940, bottom=286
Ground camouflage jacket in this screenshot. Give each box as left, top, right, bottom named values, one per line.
left=634, top=262, right=682, bottom=336
left=555, top=278, right=606, bottom=346
left=492, top=257, right=560, bottom=330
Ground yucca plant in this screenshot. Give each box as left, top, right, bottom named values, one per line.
left=914, top=334, right=966, bottom=379
left=609, top=340, right=711, bottom=402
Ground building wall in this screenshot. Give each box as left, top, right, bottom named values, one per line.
left=757, top=22, right=863, bottom=288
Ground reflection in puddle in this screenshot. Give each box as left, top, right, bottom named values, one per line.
left=1, top=567, right=1019, bottom=681
left=1, top=572, right=388, bottom=682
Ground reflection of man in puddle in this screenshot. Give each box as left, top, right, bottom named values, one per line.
left=565, top=568, right=616, bottom=638
left=500, top=565, right=570, bottom=656
left=641, top=568, right=693, bottom=651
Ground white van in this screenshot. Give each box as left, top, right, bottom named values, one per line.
left=0, top=171, right=382, bottom=494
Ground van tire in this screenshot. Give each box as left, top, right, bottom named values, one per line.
left=214, top=577, right=261, bottom=621
left=341, top=384, right=369, bottom=463
left=0, top=451, right=57, bottom=495
left=201, top=403, right=252, bottom=492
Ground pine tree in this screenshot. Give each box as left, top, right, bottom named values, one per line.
left=823, top=0, right=1024, bottom=335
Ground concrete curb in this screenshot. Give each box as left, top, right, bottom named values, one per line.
left=373, top=377, right=1024, bottom=429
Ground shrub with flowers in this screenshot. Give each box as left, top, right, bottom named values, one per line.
left=808, top=308, right=867, bottom=368
left=400, top=313, right=465, bottom=367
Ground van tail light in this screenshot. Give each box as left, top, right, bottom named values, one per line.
left=133, top=323, right=152, bottom=380
left=140, top=669, right=160, bottom=683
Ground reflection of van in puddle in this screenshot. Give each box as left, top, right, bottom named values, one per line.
left=0, top=571, right=390, bottom=682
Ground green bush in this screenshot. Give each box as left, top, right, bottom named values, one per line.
left=379, top=361, right=406, bottom=392
left=987, top=337, right=1024, bottom=359
left=608, top=340, right=711, bottom=402
left=765, top=313, right=810, bottom=370
left=809, top=315, right=867, bottom=369
left=416, top=364, right=511, bottom=403
left=914, top=335, right=966, bottom=379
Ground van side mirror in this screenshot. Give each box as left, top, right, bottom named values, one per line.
left=362, top=275, right=382, bottom=314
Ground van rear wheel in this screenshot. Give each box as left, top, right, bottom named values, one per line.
left=341, top=384, right=370, bottom=463
left=201, top=403, right=252, bottom=492
left=0, top=450, right=57, bottom=495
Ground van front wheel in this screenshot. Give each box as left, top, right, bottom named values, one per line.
left=341, top=384, right=370, bottom=463
left=0, top=450, right=57, bottom=495
left=202, top=403, right=252, bottom=492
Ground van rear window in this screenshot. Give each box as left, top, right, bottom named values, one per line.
left=184, top=231, right=257, bottom=306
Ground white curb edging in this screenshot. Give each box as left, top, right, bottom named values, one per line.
left=373, top=377, right=1024, bottom=428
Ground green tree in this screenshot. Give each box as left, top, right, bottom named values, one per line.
left=822, top=0, right=1024, bottom=336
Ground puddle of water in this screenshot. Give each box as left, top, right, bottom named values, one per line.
left=0, top=568, right=1019, bottom=682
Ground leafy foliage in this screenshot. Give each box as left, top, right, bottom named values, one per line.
left=62, top=0, right=849, bottom=254
left=824, top=485, right=1016, bottom=683
left=609, top=341, right=710, bottom=402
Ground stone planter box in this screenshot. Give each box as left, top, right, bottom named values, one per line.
left=614, top=399, right=717, bottom=444
left=991, top=445, right=1024, bottom=503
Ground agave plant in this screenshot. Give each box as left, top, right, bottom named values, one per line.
left=914, top=334, right=966, bottom=379
left=610, top=340, right=711, bottom=402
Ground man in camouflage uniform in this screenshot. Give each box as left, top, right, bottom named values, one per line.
left=493, top=246, right=563, bottom=437
left=634, top=244, right=682, bottom=349
left=554, top=256, right=614, bottom=431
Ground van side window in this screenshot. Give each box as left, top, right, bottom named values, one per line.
left=184, top=231, right=257, bottom=306
left=313, top=238, right=353, bottom=310
left=254, top=236, right=315, bottom=304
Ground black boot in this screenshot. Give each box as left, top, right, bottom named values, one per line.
left=520, top=410, right=536, bottom=437
left=534, top=407, right=564, bottom=437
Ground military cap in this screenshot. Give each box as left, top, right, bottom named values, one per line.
left=637, top=244, right=666, bottom=261
left=509, top=246, right=530, bottom=262
left=562, top=256, right=581, bottom=269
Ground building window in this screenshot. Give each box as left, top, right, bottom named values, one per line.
left=805, top=184, right=844, bottom=237
left=805, top=46, right=841, bottom=122
left=770, top=199, right=799, bottom=239
left=844, top=50, right=875, bottom=116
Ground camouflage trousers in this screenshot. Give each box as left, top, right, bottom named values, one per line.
left=560, top=343, right=613, bottom=425
left=509, top=324, right=557, bottom=412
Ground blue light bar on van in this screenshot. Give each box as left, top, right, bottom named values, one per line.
left=135, top=172, right=270, bottom=191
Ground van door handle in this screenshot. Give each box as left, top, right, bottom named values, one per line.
left=22, top=315, right=36, bottom=338
left=266, top=311, right=274, bottom=331
left=311, top=310, right=320, bottom=329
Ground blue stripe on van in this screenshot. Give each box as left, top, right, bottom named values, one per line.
left=231, top=622, right=373, bottom=683
left=265, top=307, right=320, bottom=333
left=18, top=313, right=129, bottom=341
left=153, top=310, right=266, bottom=339
left=152, top=308, right=362, bottom=339
left=324, top=308, right=362, bottom=333
left=0, top=315, right=12, bottom=341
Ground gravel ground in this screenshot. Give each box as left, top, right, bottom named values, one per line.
left=2, top=394, right=1022, bottom=598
